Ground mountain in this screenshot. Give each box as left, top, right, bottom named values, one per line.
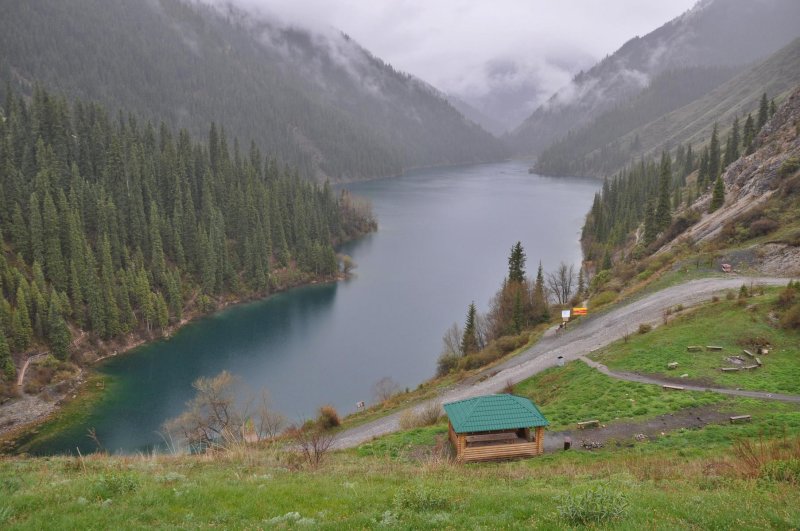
left=508, top=0, right=800, bottom=159
left=536, top=36, right=800, bottom=177
left=0, top=0, right=506, bottom=181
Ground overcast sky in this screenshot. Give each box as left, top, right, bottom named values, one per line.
left=226, top=0, right=699, bottom=101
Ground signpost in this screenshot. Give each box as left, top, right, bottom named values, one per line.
left=561, top=310, right=571, bottom=322
left=572, top=307, right=588, bottom=316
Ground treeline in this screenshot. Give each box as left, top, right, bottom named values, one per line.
left=534, top=66, right=740, bottom=177
left=0, top=86, right=376, bottom=387
left=582, top=93, right=776, bottom=264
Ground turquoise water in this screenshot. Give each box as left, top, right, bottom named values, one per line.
left=31, top=161, right=600, bottom=454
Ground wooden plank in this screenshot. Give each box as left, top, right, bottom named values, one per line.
left=743, top=365, right=759, bottom=370
left=706, top=345, right=724, bottom=351
left=461, top=442, right=539, bottom=462
left=686, top=346, right=703, bottom=352
left=662, top=384, right=684, bottom=391
left=743, top=349, right=754, bottom=358
left=729, top=415, right=752, bottom=424
left=756, top=357, right=763, bottom=366
left=465, top=432, right=517, bottom=443
left=577, top=420, right=599, bottom=429
left=720, top=367, right=740, bottom=372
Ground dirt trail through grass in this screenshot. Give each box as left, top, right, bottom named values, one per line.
left=580, top=356, right=800, bottom=403
left=334, top=276, right=792, bottom=449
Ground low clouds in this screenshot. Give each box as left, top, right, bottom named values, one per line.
left=197, top=0, right=697, bottom=130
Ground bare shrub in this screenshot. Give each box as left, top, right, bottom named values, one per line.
left=502, top=379, right=515, bottom=394
left=372, top=376, right=400, bottom=404
left=293, top=427, right=336, bottom=469
left=637, top=323, right=652, bottom=334
left=163, top=371, right=242, bottom=450
left=317, top=405, right=340, bottom=430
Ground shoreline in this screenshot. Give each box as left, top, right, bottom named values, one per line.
left=0, top=268, right=353, bottom=451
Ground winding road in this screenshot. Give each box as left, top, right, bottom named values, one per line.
left=334, top=276, right=794, bottom=448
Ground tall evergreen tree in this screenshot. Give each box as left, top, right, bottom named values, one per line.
left=0, top=330, right=14, bottom=380
left=709, top=175, right=725, bottom=212
left=742, top=113, right=755, bottom=154
left=507, top=242, right=526, bottom=283
left=460, top=302, right=479, bottom=355
left=708, top=123, right=721, bottom=182
left=655, top=151, right=672, bottom=231
left=757, top=92, right=769, bottom=129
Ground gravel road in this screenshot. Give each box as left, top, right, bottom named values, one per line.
left=334, top=276, right=791, bottom=449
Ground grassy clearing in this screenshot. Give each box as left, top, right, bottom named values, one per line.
left=592, top=291, right=800, bottom=394
left=514, top=361, right=729, bottom=431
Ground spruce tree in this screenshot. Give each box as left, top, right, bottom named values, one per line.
left=757, top=93, right=769, bottom=129
left=508, top=242, right=526, bottom=283
left=643, top=199, right=658, bottom=245
left=708, top=123, right=721, bottom=183
left=769, top=99, right=776, bottom=118
left=655, top=151, right=672, bottom=231
left=709, top=175, right=725, bottom=212
left=742, top=113, right=755, bottom=154
left=460, top=302, right=479, bottom=355
left=0, top=330, right=14, bottom=380
left=47, top=297, right=71, bottom=360
left=533, top=262, right=549, bottom=322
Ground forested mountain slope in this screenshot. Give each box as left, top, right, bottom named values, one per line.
left=0, top=87, right=376, bottom=398
left=536, top=38, right=800, bottom=177
left=508, top=0, right=800, bottom=158
left=0, top=0, right=506, bottom=181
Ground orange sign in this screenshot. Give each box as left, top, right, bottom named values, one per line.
left=572, top=307, right=588, bottom=316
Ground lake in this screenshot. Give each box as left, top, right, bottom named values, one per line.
left=30, top=161, right=600, bottom=454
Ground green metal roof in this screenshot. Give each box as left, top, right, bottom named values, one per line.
left=444, top=394, right=549, bottom=433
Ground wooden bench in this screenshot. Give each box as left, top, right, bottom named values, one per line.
left=743, top=349, right=754, bottom=358
left=730, top=415, right=751, bottom=424
left=577, top=420, right=600, bottom=429
left=720, top=367, right=740, bottom=372
left=465, top=432, right=518, bottom=444
left=706, top=345, right=724, bottom=351
left=662, top=385, right=684, bottom=391
left=686, top=346, right=703, bottom=352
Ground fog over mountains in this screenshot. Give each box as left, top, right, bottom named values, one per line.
left=508, top=0, right=800, bottom=158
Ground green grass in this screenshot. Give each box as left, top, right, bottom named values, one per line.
left=514, top=360, right=729, bottom=431
left=2, top=430, right=800, bottom=529
left=592, top=291, right=800, bottom=394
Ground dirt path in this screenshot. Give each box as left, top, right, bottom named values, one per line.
left=580, top=356, right=800, bottom=403
left=333, top=276, right=793, bottom=449
left=16, top=354, right=48, bottom=389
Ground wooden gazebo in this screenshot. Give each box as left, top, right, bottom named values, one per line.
left=443, top=394, right=548, bottom=462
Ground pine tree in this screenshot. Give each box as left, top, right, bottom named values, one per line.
left=507, top=242, right=526, bottom=283
left=460, top=302, right=479, bottom=355
left=709, top=175, right=725, bottom=212
left=757, top=93, right=769, bottom=129
left=708, top=123, right=721, bottom=182
left=0, top=330, right=15, bottom=380
left=533, top=262, right=549, bottom=322
left=47, top=296, right=71, bottom=360
left=643, top=199, right=658, bottom=245
left=655, top=151, right=672, bottom=231
left=742, top=113, right=755, bottom=154
left=12, top=287, right=33, bottom=352
left=769, top=99, right=777, bottom=118
left=724, top=117, right=740, bottom=166
left=698, top=147, right=709, bottom=190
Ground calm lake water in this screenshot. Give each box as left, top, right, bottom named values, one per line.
left=31, top=161, right=600, bottom=454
